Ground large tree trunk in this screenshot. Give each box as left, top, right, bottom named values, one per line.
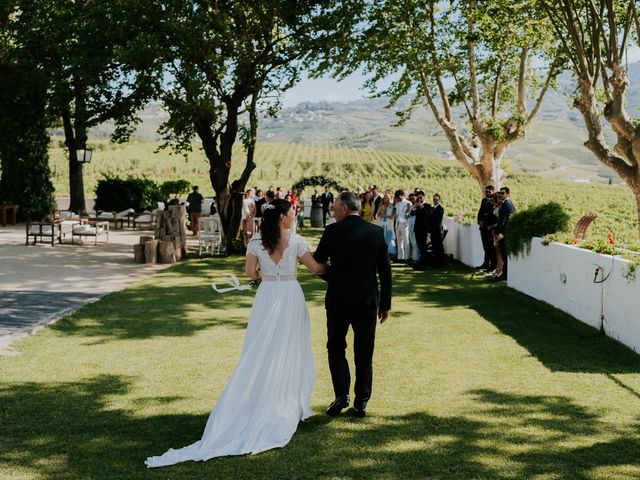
left=574, top=73, right=640, bottom=239
left=199, top=95, right=257, bottom=255
left=62, top=110, right=87, bottom=215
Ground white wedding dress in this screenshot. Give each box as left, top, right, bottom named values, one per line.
left=145, top=232, right=315, bottom=468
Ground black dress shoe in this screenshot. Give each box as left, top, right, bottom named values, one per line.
left=353, top=399, right=368, bottom=418
left=326, top=396, right=349, bottom=417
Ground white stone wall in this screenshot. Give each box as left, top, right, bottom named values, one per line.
left=442, top=217, right=485, bottom=268
left=508, top=238, right=640, bottom=353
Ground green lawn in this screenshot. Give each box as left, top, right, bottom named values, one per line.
left=2, top=233, right=640, bottom=479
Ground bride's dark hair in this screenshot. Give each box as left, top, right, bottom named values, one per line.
left=260, top=199, right=291, bottom=253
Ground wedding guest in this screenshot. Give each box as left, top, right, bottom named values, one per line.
left=241, top=189, right=257, bottom=246
left=361, top=191, right=375, bottom=221
left=476, top=185, right=496, bottom=271
left=407, top=193, right=420, bottom=263
left=276, top=187, right=285, bottom=199
left=488, top=193, right=503, bottom=278
left=186, top=185, right=204, bottom=236
left=295, top=189, right=304, bottom=228
left=494, top=187, right=516, bottom=281
left=376, top=194, right=396, bottom=256
left=370, top=185, right=383, bottom=218
left=429, top=193, right=445, bottom=266
left=255, top=189, right=266, bottom=218
left=411, top=191, right=431, bottom=270
left=320, top=186, right=334, bottom=227
left=394, top=190, right=412, bottom=262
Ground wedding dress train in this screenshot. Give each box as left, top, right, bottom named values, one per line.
left=145, top=233, right=315, bottom=468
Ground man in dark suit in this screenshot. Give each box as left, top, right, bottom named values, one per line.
left=476, top=185, right=496, bottom=270
left=428, top=193, right=445, bottom=266
left=314, top=191, right=392, bottom=418
left=320, top=186, right=334, bottom=226
left=370, top=185, right=382, bottom=218
left=495, top=187, right=516, bottom=281
left=410, top=190, right=431, bottom=270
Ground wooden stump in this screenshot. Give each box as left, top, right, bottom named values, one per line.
left=139, top=235, right=153, bottom=245
left=173, top=237, right=183, bottom=261
left=145, top=240, right=158, bottom=264
left=133, top=244, right=145, bottom=263
left=158, top=240, right=176, bottom=263
left=155, top=205, right=187, bottom=261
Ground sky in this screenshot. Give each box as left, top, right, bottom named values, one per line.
left=281, top=46, right=640, bottom=108
left=281, top=71, right=373, bottom=107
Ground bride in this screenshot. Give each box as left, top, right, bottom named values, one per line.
left=145, top=199, right=327, bottom=468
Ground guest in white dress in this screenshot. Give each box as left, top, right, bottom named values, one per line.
left=375, top=194, right=396, bottom=257
left=145, top=199, right=327, bottom=468
left=393, top=190, right=412, bottom=261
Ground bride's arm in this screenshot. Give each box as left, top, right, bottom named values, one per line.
left=299, top=252, right=327, bottom=275
left=245, top=253, right=261, bottom=280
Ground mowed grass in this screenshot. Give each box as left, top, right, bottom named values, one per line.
left=2, top=232, right=640, bottom=479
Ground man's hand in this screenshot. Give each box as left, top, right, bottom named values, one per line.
left=378, top=310, right=390, bottom=323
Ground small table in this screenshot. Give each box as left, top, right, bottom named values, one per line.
left=0, top=204, right=18, bottom=226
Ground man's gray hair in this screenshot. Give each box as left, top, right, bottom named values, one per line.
left=339, top=191, right=361, bottom=212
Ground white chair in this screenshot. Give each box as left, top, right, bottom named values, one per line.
left=202, top=198, right=214, bottom=216
left=71, top=222, right=109, bottom=245
left=198, top=216, right=223, bottom=256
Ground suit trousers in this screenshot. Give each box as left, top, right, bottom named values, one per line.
left=326, top=307, right=377, bottom=402
left=395, top=223, right=410, bottom=260
left=414, top=230, right=429, bottom=264
left=430, top=229, right=445, bottom=264
left=480, top=228, right=496, bottom=268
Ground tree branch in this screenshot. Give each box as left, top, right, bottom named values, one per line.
left=467, top=0, right=480, bottom=119
left=526, top=61, right=557, bottom=125
left=517, top=46, right=528, bottom=114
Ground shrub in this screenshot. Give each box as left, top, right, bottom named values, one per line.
left=160, top=179, right=191, bottom=199
left=506, top=202, right=571, bottom=257
left=94, top=176, right=163, bottom=213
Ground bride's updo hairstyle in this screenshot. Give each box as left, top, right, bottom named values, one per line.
left=260, top=199, right=291, bottom=253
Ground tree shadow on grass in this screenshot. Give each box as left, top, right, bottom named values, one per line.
left=391, top=262, right=640, bottom=374
left=2, top=375, right=639, bottom=480
left=49, top=255, right=330, bottom=344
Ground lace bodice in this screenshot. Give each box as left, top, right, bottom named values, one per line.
left=246, top=233, right=309, bottom=279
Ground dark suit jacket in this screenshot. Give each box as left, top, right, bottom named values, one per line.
left=428, top=204, right=444, bottom=234
left=477, top=197, right=494, bottom=227
left=255, top=198, right=266, bottom=217
left=496, top=199, right=516, bottom=235
left=372, top=195, right=382, bottom=218
left=320, top=192, right=334, bottom=209
left=314, top=215, right=392, bottom=312
left=410, top=203, right=432, bottom=235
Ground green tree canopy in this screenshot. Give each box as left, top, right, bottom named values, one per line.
left=314, top=0, right=562, bottom=191
left=136, top=0, right=343, bottom=252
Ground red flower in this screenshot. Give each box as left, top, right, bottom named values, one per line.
left=607, top=232, right=615, bottom=245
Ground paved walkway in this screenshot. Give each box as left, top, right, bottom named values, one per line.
left=0, top=224, right=187, bottom=354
